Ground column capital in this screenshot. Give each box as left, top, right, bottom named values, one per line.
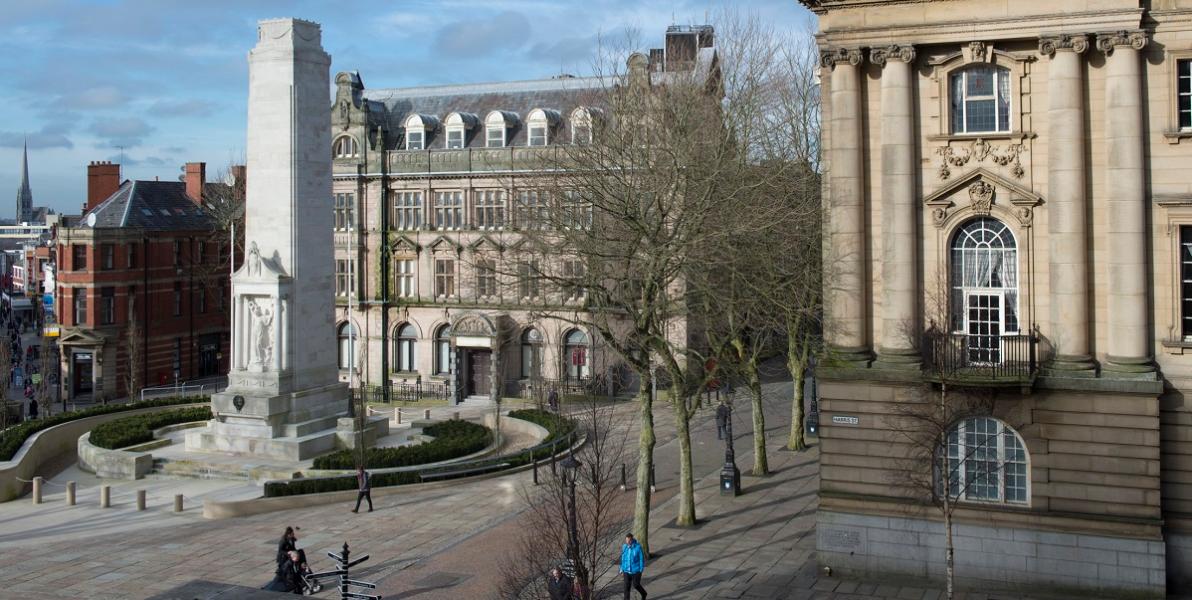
left=869, top=44, right=916, bottom=67
left=1038, top=34, right=1090, bottom=57
left=1095, top=30, right=1148, bottom=54
left=820, top=47, right=864, bottom=69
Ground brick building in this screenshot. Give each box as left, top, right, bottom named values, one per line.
left=54, top=161, right=238, bottom=401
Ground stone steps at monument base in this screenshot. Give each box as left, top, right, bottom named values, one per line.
left=459, top=396, right=495, bottom=408
left=284, top=415, right=342, bottom=438
left=148, top=457, right=303, bottom=483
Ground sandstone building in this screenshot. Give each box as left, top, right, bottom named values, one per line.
left=806, top=0, right=1192, bottom=596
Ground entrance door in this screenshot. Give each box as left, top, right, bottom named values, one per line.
left=965, top=292, right=1002, bottom=365
left=198, top=342, right=219, bottom=377
left=469, top=350, right=491, bottom=397
left=72, top=352, right=93, bottom=396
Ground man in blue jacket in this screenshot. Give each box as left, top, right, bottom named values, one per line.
left=619, top=533, right=647, bottom=599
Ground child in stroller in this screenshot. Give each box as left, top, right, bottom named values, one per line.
left=269, top=527, right=324, bottom=594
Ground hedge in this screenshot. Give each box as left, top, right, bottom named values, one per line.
left=312, top=420, right=491, bottom=470
left=265, top=410, right=578, bottom=498
left=89, top=406, right=213, bottom=450
left=0, top=396, right=205, bottom=461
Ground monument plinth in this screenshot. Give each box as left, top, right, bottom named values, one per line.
left=187, top=18, right=384, bottom=460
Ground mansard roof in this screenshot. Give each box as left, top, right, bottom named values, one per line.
left=82, top=180, right=222, bottom=230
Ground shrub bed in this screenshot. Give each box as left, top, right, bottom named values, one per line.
left=265, top=411, right=579, bottom=498
left=0, top=396, right=205, bottom=461
left=312, top=419, right=491, bottom=470
left=89, top=407, right=213, bottom=450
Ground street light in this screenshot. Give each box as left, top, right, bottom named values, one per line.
left=559, top=453, right=587, bottom=594
left=720, top=386, right=741, bottom=496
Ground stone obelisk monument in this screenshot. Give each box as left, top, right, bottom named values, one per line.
left=188, top=18, right=375, bottom=460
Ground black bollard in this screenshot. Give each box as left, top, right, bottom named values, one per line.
left=533, top=458, right=539, bottom=485
left=551, top=450, right=557, bottom=475
left=620, top=463, right=627, bottom=491
left=649, top=464, right=656, bottom=493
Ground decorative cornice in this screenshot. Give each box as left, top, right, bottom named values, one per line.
left=1095, top=30, right=1148, bottom=54
left=1038, top=34, right=1090, bottom=57
left=820, top=47, right=864, bottom=69
left=869, top=44, right=916, bottom=67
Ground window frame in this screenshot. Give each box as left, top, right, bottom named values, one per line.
left=476, top=258, right=497, bottom=299
left=434, top=325, right=453, bottom=375
left=563, top=329, right=589, bottom=381
left=474, top=189, right=506, bottom=230
left=392, top=191, right=423, bottom=231
left=100, top=287, right=115, bottom=325
left=337, top=322, right=356, bottom=370
left=433, top=191, right=463, bottom=230
left=434, top=257, right=456, bottom=299
left=73, top=287, right=86, bottom=325
left=446, top=128, right=465, bottom=149
left=335, top=259, right=352, bottom=298
left=334, top=192, right=356, bottom=231
left=72, top=244, right=87, bottom=270
left=949, top=65, right=1012, bottom=135
left=486, top=125, right=505, bottom=148
left=101, top=244, right=114, bottom=270
left=396, top=258, right=416, bottom=298
left=939, top=417, right=1030, bottom=506
left=333, top=136, right=358, bottom=158
left=521, top=328, right=543, bottom=379
left=395, top=323, right=416, bottom=372
left=406, top=130, right=424, bottom=151
left=1177, top=56, right=1192, bottom=132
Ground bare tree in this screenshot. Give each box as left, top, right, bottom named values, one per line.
left=0, top=340, right=10, bottom=428
left=192, top=163, right=246, bottom=326
left=123, top=316, right=143, bottom=402
left=500, top=393, right=632, bottom=599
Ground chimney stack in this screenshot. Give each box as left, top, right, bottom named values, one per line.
left=231, top=165, right=247, bottom=192
left=185, top=162, right=206, bottom=205
left=86, top=161, right=121, bottom=211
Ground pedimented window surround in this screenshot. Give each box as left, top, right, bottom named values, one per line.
left=927, top=42, right=1036, bottom=141
left=1155, top=195, right=1192, bottom=349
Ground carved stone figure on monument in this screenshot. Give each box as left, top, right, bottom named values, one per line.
left=250, top=300, right=275, bottom=367
left=247, top=241, right=262, bottom=277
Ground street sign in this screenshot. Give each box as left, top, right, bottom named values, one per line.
left=344, top=579, right=377, bottom=589
left=310, top=543, right=380, bottom=600
left=831, top=415, right=860, bottom=426
left=342, top=593, right=381, bottom=600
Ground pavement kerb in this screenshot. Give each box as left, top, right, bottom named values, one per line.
left=202, top=432, right=588, bottom=519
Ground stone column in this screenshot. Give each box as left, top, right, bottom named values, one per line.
left=871, top=44, right=919, bottom=367
left=1040, top=34, right=1095, bottom=374
left=821, top=47, right=871, bottom=365
left=1097, top=30, right=1155, bottom=376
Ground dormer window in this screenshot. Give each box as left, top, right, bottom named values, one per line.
left=485, top=111, right=517, bottom=148
left=403, top=114, right=438, bottom=150
left=333, top=136, right=358, bottom=158
left=444, top=112, right=478, bottom=150
left=950, top=65, right=1011, bottom=134
left=526, top=108, right=561, bottom=147
left=570, top=107, right=599, bottom=144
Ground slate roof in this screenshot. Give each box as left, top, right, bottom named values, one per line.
left=363, top=76, right=609, bottom=150
left=83, top=180, right=222, bottom=231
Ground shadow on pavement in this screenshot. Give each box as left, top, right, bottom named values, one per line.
left=145, top=579, right=290, bottom=599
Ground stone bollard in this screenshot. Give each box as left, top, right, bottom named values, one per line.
left=100, top=485, right=111, bottom=508
left=174, top=494, right=183, bottom=513
left=423, top=409, right=431, bottom=420
left=452, top=411, right=460, bottom=421
left=32, top=476, right=43, bottom=505
left=67, top=481, right=76, bottom=506
left=395, top=408, right=402, bottom=425
left=136, top=490, right=146, bottom=511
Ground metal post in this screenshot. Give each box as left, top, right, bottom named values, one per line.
left=532, top=458, right=539, bottom=485
left=136, top=489, right=146, bottom=511
left=567, top=474, right=579, bottom=580
left=720, top=393, right=741, bottom=496
left=620, top=463, right=627, bottom=491
left=551, top=451, right=557, bottom=475
left=31, top=476, right=42, bottom=504
left=66, top=481, right=76, bottom=506
left=649, top=464, right=656, bottom=493
left=174, top=494, right=183, bottom=512
left=99, top=485, right=110, bottom=508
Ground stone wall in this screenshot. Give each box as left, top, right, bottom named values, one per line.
left=76, top=431, right=153, bottom=480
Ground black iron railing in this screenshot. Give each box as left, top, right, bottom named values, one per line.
left=923, top=330, right=1038, bottom=384
left=351, top=382, right=453, bottom=404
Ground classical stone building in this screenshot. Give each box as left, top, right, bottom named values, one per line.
left=330, top=26, right=716, bottom=403
left=805, top=0, right=1192, bottom=596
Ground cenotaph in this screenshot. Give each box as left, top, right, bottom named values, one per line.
left=187, top=18, right=385, bottom=460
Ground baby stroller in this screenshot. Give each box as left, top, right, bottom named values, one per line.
left=265, top=549, right=324, bottom=595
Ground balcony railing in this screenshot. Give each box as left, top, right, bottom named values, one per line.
left=922, top=329, right=1038, bottom=386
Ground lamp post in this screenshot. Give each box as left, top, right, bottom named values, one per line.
left=720, top=384, right=741, bottom=496
left=559, top=453, right=588, bottom=597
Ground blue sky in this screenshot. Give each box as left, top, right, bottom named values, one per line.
left=0, top=0, right=813, bottom=216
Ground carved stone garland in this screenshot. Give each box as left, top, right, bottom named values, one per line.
left=936, top=138, right=1026, bottom=180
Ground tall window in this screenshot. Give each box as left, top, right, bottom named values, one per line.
left=335, top=259, right=351, bottom=297
left=942, top=417, right=1028, bottom=505
left=521, top=328, right=542, bottom=379
left=1180, top=226, right=1192, bottom=340
left=515, top=190, right=548, bottom=230
left=1179, top=59, right=1191, bottom=130
left=950, top=65, right=1011, bottom=134
left=563, top=259, right=586, bottom=301
left=476, top=259, right=497, bottom=299
left=518, top=260, right=541, bottom=300
left=333, top=136, right=358, bottom=158
left=73, top=287, right=86, bottom=325
left=101, top=244, right=114, bottom=270
left=173, top=281, right=182, bottom=316
left=950, top=217, right=1018, bottom=365
left=474, top=190, right=506, bottom=230
left=564, top=329, right=589, bottom=381
left=406, top=130, right=424, bottom=151
left=396, top=259, right=415, bottom=298
left=127, top=242, right=136, bottom=268
left=100, top=287, right=115, bottom=324
left=395, top=323, right=416, bottom=372
left=393, top=191, right=422, bottom=230
left=571, top=107, right=594, bottom=144
left=434, top=191, right=463, bottom=230
left=337, top=322, right=356, bottom=370
left=197, top=286, right=207, bottom=314
left=72, top=244, right=87, bottom=270
left=562, top=191, right=593, bottom=229
left=434, top=325, right=452, bottom=375
left=334, top=193, right=355, bottom=230
left=196, top=240, right=206, bottom=264
left=435, top=258, right=456, bottom=298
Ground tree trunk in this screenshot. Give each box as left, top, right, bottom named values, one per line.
left=748, top=363, right=768, bottom=475
left=673, top=387, right=696, bottom=527
left=944, top=496, right=955, bottom=600
left=787, top=354, right=807, bottom=451
left=633, top=372, right=655, bottom=556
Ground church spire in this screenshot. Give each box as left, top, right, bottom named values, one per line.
left=16, top=138, right=32, bottom=223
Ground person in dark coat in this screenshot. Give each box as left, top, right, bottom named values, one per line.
left=26, top=398, right=37, bottom=421
left=263, top=550, right=304, bottom=593
left=276, top=526, right=298, bottom=568
left=715, top=399, right=730, bottom=441
left=352, top=466, right=373, bottom=513
left=548, top=387, right=560, bottom=413
left=547, top=566, right=573, bottom=600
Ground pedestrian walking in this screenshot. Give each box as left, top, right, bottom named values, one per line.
left=548, top=386, right=560, bottom=413
left=546, top=566, right=573, bottom=600
left=26, top=397, right=37, bottom=421
left=352, top=466, right=373, bottom=513
left=715, top=399, right=730, bottom=441
left=619, top=533, right=647, bottom=600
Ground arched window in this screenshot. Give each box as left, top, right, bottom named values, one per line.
left=444, top=112, right=478, bottom=149
left=949, top=65, right=1011, bottom=134
left=570, top=107, right=594, bottom=145
left=950, top=217, right=1018, bottom=363
left=337, top=322, right=356, bottom=370
left=404, top=114, right=438, bottom=150
left=333, top=136, right=358, bottom=158
left=485, top=111, right=517, bottom=148
left=526, top=108, right=560, bottom=147
left=434, top=324, right=452, bottom=375
left=521, top=327, right=543, bottom=379
left=941, top=417, right=1028, bottom=505
left=563, top=329, right=589, bottom=381
left=394, top=323, right=416, bottom=372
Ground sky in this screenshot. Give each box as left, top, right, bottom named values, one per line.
left=0, top=0, right=814, bottom=217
